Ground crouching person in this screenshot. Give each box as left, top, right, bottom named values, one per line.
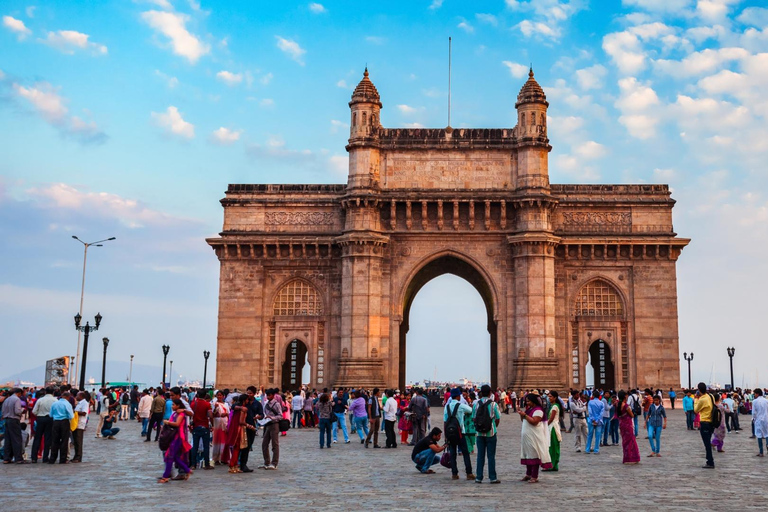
left=411, top=427, right=446, bottom=474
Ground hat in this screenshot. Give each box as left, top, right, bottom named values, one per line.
left=528, top=390, right=540, bottom=396
left=395, top=389, right=401, bottom=394
left=450, top=388, right=462, bottom=398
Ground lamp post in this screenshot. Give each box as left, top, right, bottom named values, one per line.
left=683, top=352, right=694, bottom=390
left=101, top=337, right=109, bottom=388
left=203, top=350, right=210, bottom=389
left=71, top=235, right=115, bottom=386
left=129, top=354, right=134, bottom=385
left=727, top=347, right=735, bottom=390
left=161, top=345, right=170, bottom=389
left=74, top=312, right=102, bottom=390
left=169, top=361, right=173, bottom=386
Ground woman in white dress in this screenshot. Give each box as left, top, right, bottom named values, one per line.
left=517, top=392, right=552, bottom=483
left=752, top=388, right=768, bottom=456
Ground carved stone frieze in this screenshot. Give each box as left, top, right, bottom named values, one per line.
left=562, top=211, right=631, bottom=227
left=265, top=211, right=335, bottom=226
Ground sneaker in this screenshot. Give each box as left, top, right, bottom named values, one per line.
left=265, top=465, right=276, bottom=470
left=344, top=440, right=350, bottom=444
left=257, top=465, right=267, bottom=469
left=490, top=479, right=501, bottom=484
left=475, top=479, right=482, bottom=484
left=333, top=440, right=337, bottom=444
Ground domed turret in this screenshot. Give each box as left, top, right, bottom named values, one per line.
left=350, top=68, right=382, bottom=107
left=515, top=68, right=548, bottom=141
left=515, top=68, right=548, bottom=108
left=349, top=67, right=382, bottom=140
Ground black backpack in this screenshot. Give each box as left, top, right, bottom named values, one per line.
left=474, top=400, right=493, bottom=434
left=444, top=403, right=461, bottom=443
left=709, top=394, right=722, bottom=425
left=630, top=395, right=642, bottom=416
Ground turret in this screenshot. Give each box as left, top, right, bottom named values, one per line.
left=515, top=68, right=551, bottom=192
left=346, top=68, right=382, bottom=190
left=349, top=67, right=382, bottom=141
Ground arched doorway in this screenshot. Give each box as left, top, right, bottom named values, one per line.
left=587, top=339, right=615, bottom=391
left=281, top=339, right=308, bottom=391
left=398, top=254, right=498, bottom=391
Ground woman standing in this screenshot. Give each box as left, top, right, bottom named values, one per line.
left=211, top=390, right=230, bottom=465
left=397, top=392, right=412, bottom=446
left=517, top=392, right=552, bottom=483
left=463, top=390, right=477, bottom=455
left=710, top=393, right=726, bottom=453
left=317, top=393, right=333, bottom=449
left=158, top=399, right=192, bottom=483
left=221, top=395, right=246, bottom=473
left=645, top=394, right=667, bottom=457
left=545, top=391, right=562, bottom=471
left=617, top=390, right=640, bottom=464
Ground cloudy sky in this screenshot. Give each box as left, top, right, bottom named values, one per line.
left=1, top=0, right=766, bottom=388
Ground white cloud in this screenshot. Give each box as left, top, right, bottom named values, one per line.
left=260, top=72, right=273, bottom=85
left=574, top=140, right=607, bottom=159
left=429, top=0, right=444, bottom=10
left=655, top=47, right=748, bottom=78
left=308, top=3, right=326, bottom=13
left=26, top=6, right=36, bottom=18
left=502, top=60, right=529, bottom=78
left=509, top=0, right=586, bottom=40
left=134, top=0, right=174, bottom=9
left=685, top=25, right=726, bottom=43
left=737, top=7, right=768, bottom=27
left=476, top=13, right=498, bottom=26
left=12, top=81, right=107, bottom=144
left=155, top=70, right=179, bottom=88
left=216, top=70, right=243, bottom=86
left=403, top=122, right=425, bottom=128
left=653, top=168, right=677, bottom=181
left=211, top=127, right=242, bottom=145
left=574, top=64, right=607, bottom=90
left=336, top=79, right=348, bottom=88
left=151, top=106, right=195, bottom=139
left=517, top=19, right=558, bottom=38
left=3, top=15, right=32, bottom=40
left=275, top=36, right=306, bottom=65
left=329, top=155, right=348, bottom=175
left=622, top=0, right=694, bottom=12
left=697, top=0, right=741, bottom=21
left=602, top=23, right=676, bottom=75
left=41, top=30, right=108, bottom=55
left=259, top=98, right=274, bottom=108
left=141, top=10, right=210, bottom=64
left=457, top=19, right=474, bottom=33
left=397, top=104, right=421, bottom=115
left=330, top=119, right=348, bottom=134
left=618, top=114, right=658, bottom=139
left=615, top=77, right=660, bottom=111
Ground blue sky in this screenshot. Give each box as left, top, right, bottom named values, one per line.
left=1, top=0, right=767, bottom=388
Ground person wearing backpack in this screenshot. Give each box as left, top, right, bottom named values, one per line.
left=443, top=388, right=475, bottom=481
left=693, top=382, right=716, bottom=469
left=472, top=384, right=501, bottom=484
left=627, top=390, right=642, bottom=436
left=644, top=394, right=667, bottom=457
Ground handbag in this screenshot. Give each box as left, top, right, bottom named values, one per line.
left=158, top=423, right=177, bottom=451
left=278, top=418, right=291, bottom=432
left=440, top=451, right=452, bottom=468
left=69, top=414, right=79, bottom=432
left=239, top=428, right=249, bottom=449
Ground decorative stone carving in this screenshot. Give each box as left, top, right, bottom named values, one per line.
left=562, top=211, right=631, bottom=227
left=265, top=211, right=335, bottom=225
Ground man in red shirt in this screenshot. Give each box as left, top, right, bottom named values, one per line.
left=191, top=390, right=214, bottom=470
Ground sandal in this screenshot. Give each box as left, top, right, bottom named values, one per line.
left=521, top=476, right=531, bottom=481
left=425, top=470, right=435, bottom=474
left=157, top=478, right=170, bottom=484
left=528, top=478, right=539, bottom=483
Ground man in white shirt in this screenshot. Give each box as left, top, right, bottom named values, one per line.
left=752, top=388, right=768, bottom=456
left=31, top=387, right=57, bottom=463
left=569, top=390, right=588, bottom=452
left=72, top=391, right=90, bottom=463
left=291, top=392, right=304, bottom=429
left=382, top=389, right=398, bottom=448
left=137, top=390, right=153, bottom=436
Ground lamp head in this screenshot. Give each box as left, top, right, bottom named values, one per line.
left=204, top=350, right=210, bottom=359
left=162, top=345, right=170, bottom=355
left=74, top=312, right=82, bottom=329
left=108, top=237, right=116, bottom=240
left=94, top=312, right=102, bottom=329
left=103, top=337, right=109, bottom=348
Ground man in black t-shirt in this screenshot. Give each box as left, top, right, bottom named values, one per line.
left=332, top=392, right=349, bottom=444
left=411, top=427, right=446, bottom=474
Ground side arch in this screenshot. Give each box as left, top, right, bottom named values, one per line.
left=571, top=276, right=627, bottom=320
left=271, top=277, right=325, bottom=317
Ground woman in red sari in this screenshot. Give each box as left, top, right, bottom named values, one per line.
left=617, top=390, right=640, bottom=464
left=221, top=395, right=246, bottom=473
left=397, top=392, right=411, bottom=445
left=158, top=399, right=193, bottom=483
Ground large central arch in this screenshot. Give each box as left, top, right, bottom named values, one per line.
left=397, top=252, right=500, bottom=390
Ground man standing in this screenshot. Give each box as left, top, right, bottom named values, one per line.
left=409, top=387, right=429, bottom=446
left=365, top=388, right=382, bottom=449
left=30, top=387, right=56, bottom=463
left=752, top=388, right=768, bottom=457
left=472, top=384, right=501, bottom=484
left=72, top=391, right=90, bottom=463
left=332, top=389, right=349, bottom=444
left=129, top=385, right=139, bottom=420
left=693, top=382, right=715, bottom=469
left=291, top=391, right=304, bottom=429
left=443, top=388, right=475, bottom=481
left=586, top=393, right=605, bottom=454
left=146, top=390, right=166, bottom=442
left=569, top=390, right=588, bottom=452
left=600, top=391, right=613, bottom=447
left=260, top=388, right=284, bottom=470
left=668, top=388, right=677, bottom=410
left=239, top=386, right=263, bottom=473
left=1, top=388, right=25, bottom=464
left=190, top=390, right=214, bottom=469
left=49, top=391, right=74, bottom=464
left=382, top=389, right=398, bottom=448
left=137, top=389, right=152, bottom=436
left=683, top=391, right=695, bottom=430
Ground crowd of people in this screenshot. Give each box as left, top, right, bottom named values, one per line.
left=2, top=381, right=767, bottom=484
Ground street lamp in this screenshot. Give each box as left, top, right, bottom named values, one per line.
left=161, top=345, right=170, bottom=389
left=129, top=355, right=134, bottom=385
left=203, top=350, right=211, bottom=389
left=71, top=235, right=115, bottom=386
left=101, top=337, right=110, bottom=388
left=683, top=352, right=694, bottom=390
left=169, top=361, right=173, bottom=386
left=74, top=312, right=102, bottom=390
left=727, top=347, right=735, bottom=390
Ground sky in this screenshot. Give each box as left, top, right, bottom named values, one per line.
left=1, top=0, right=767, bottom=388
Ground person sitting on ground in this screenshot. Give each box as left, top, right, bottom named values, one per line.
left=411, top=427, right=446, bottom=474
left=101, top=409, right=120, bottom=439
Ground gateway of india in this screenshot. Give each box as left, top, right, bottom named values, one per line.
left=207, top=68, right=689, bottom=392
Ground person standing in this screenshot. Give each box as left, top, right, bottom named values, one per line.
left=545, top=391, right=562, bottom=471
left=472, top=384, right=501, bottom=483
left=693, top=382, right=715, bottom=469
left=137, top=389, right=152, bottom=436
left=30, top=387, right=55, bottom=463
left=158, top=399, right=192, bottom=483
left=1, top=388, right=25, bottom=464
left=49, top=391, right=74, bottom=464
left=444, top=388, right=475, bottom=481
left=146, top=390, right=166, bottom=442
left=600, top=391, right=613, bottom=447
left=303, top=391, right=315, bottom=428
left=350, top=390, right=370, bottom=443
left=211, top=390, right=230, bottom=465
left=568, top=390, right=587, bottom=452
left=752, top=388, right=768, bottom=456
left=628, top=389, right=642, bottom=436
left=382, top=389, right=398, bottom=448
left=616, top=390, right=640, bottom=464
left=409, top=387, right=429, bottom=446
left=645, top=394, right=667, bottom=457
left=317, top=392, right=334, bottom=449
left=365, top=388, right=382, bottom=449
left=71, top=391, right=89, bottom=463
left=239, top=386, right=262, bottom=472
left=585, top=393, right=605, bottom=454
left=518, top=392, right=552, bottom=483
left=291, top=391, right=304, bottom=429
left=190, top=390, right=214, bottom=470
left=683, top=391, right=695, bottom=430
left=668, top=388, right=677, bottom=410
left=119, top=389, right=129, bottom=420
left=261, top=388, right=284, bottom=470
left=462, top=390, right=477, bottom=455
left=397, top=392, right=412, bottom=445
left=129, top=385, right=140, bottom=420
left=331, top=390, right=350, bottom=444
left=710, top=393, right=726, bottom=454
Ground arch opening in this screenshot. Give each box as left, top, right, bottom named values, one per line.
left=281, top=339, right=309, bottom=392
left=399, top=255, right=498, bottom=390
left=587, top=339, right=615, bottom=391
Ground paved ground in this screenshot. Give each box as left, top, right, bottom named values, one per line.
left=1, top=407, right=766, bottom=511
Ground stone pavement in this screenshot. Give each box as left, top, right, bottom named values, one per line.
left=1, top=408, right=766, bottom=511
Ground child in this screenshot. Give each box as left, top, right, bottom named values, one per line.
left=20, top=422, right=29, bottom=460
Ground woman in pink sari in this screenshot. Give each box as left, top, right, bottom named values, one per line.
left=617, top=390, right=640, bottom=464
left=211, top=390, right=230, bottom=465
left=221, top=395, right=245, bottom=473
left=158, top=399, right=192, bottom=483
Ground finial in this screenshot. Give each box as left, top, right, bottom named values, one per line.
left=529, top=65, right=534, bottom=78
left=364, top=65, right=368, bottom=77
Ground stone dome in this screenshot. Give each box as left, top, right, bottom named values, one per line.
left=350, top=68, right=382, bottom=106
left=516, top=68, right=548, bottom=108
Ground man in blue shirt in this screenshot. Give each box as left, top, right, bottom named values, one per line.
left=49, top=391, right=74, bottom=464
left=682, top=391, right=695, bottom=430
left=585, top=393, right=605, bottom=454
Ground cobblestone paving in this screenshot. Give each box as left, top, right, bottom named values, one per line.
left=1, top=408, right=766, bottom=511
